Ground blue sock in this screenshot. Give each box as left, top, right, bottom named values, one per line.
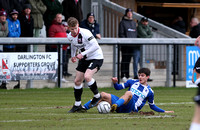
left=83, top=100, right=91, bottom=110
left=115, top=99, right=125, bottom=107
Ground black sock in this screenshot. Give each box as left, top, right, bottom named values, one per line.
left=74, top=88, right=83, bottom=102
left=89, top=81, right=99, bottom=95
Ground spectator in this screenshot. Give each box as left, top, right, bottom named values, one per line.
left=48, top=13, right=69, bottom=82
left=0, top=9, right=9, bottom=89
left=80, top=13, right=101, bottom=39
left=0, top=9, right=8, bottom=52
left=18, top=4, right=34, bottom=52
left=4, top=9, right=21, bottom=89
left=119, top=8, right=138, bottom=81
left=42, top=0, right=63, bottom=52
left=137, top=17, right=153, bottom=38
left=137, top=17, right=153, bottom=82
left=62, top=0, right=83, bottom=23
left=28, top=0, right=46, bottom=52
left=189, top=17, right=200, bottom=38
left=4, top=9, right=21, bottom=52
left=171, top=16, right=186, bottom=34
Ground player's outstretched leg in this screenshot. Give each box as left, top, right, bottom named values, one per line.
left=88, top=79, right=101, bottom=108
left=68, top=85, right=87, bottom=113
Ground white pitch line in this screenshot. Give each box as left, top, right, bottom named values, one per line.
left=0, top=115, right=175, bottom=123
left=0, top=120, right=43, bottom=123
left=67, top=115, right=176, bottom=120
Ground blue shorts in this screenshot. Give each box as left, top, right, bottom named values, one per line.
left=111, top=94, right=136, bottom=113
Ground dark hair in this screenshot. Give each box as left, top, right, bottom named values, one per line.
left=67, top=17, right=79, bottom=27
left=138, top=68, right=151, bottom=76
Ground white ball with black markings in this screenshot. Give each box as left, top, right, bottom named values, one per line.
left=97, top=101, right=111, bottom=114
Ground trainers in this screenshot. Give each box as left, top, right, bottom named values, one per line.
left=89, top=95, right=101, bottom=108
left=111, top=104, right=118, bottom=112
left=122, top=77, right=128, bottom=82
left=62, top=78, right=69, bottom=83
left=68, top=105, right=87, bottom=113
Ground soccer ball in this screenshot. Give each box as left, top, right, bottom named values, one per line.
left=97, top=101, right=111, bottom=114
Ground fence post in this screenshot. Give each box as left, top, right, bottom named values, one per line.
left=113, top=44, right=118, bottom=78
left=166, top=44, right=172, bottom=87
left=57, top=44, right=63, bottom=88
left=26, top=45, right=33, bottom=88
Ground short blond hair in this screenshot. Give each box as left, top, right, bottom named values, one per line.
left=67, top=17, right=79, bottom=27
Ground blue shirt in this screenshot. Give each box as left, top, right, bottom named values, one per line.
left=114, top=79, right=165, bottom=112
left=5, top=18, right=21, bottom=49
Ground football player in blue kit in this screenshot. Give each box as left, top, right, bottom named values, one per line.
left=67, top=17, right=104, bottom=113
left=189, top=36, right=200, bottom=130
left=84, top=68, right=174, bottom=113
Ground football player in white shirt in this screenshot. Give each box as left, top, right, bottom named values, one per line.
left=67, top=17, right=104, bottom=113
left=189, top=36, right=200, bottom=130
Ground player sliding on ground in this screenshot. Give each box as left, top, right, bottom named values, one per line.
left=84, top=68, right=174, bottom=113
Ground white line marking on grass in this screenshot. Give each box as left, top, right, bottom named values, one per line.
left=66, top=115, right=176, bottom=120
left=155, top=102, right=194, bottom=105
left=0, top=120, right=43, bottom=123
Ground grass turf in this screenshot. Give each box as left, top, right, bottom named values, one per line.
left=0, top=87, right=197, bottom=130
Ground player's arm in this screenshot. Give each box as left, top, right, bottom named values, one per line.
left=148, top=91, right=174, bottom=113
left=111, top=77, right=130, bottom=90
left=70, top=43, right=77, bottom=63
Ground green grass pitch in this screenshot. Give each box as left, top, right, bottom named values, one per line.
left=0, top=87, right=197, bottom=130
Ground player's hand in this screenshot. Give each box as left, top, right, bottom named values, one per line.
left=76, top=54, right=83, bottom=60
left=71, top=57, right=77, bottom=63
left=195, top=36, right=200, bottom=47
left=164, top=111, right=174, bottom=113
left=111, top=77, right=118, bottom=84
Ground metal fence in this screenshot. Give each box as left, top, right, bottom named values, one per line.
left=0, top=37, right=196, bottom=88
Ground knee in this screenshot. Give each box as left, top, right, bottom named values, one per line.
left=84, top=74, right=92, bottom=82
left=125, top=91, right=132, bottom=97
left=74, top=79, right=82, bottom=86
left=101, top=92, right=108, bottom=100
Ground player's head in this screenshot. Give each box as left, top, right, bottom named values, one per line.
left=67, top=17, right=79, bottom=36
left=138, top=68, right=151, bottom=76
left=138, top=68, right=151, bottom=85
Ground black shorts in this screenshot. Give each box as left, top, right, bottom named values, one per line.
left=76, top=59, right=103, bottom=73
left=194, top=57, right=200, bottom=73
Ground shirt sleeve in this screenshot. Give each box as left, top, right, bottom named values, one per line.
left=70, top=43, right=76, bottom=58
left=148, top=90, right=165, bottom=112
left=113, top=80, right=132, bottom=90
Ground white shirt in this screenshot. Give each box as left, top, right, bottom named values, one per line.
left=68, top=27, right=104, bottom=60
